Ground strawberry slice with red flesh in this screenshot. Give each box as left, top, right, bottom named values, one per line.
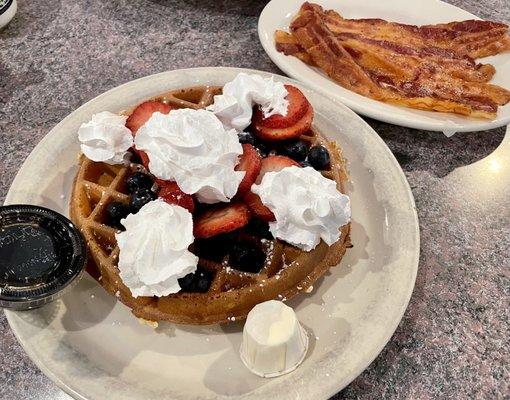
left=194, top=202, right=251, bottom=239
left=158, top=181, right=195, bottom=213
left=254, top=105, right=313, bottom=142
left=243, top=156, right=300, bottom=222
left=235, top=144, right=262, bottom=197
left=252, top=85, right=311, bottom=129
left=126, top=101, right=172, bottom=134
left=155, top=178, right=168, bottom=187
left=126, top=101, right=173, bottom=169
left=243, top=192, right=275, bottom=222
left=256, top=155, right=300, bottom=183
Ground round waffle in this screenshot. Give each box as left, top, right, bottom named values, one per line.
left=70, top=85, right=352, bottom=325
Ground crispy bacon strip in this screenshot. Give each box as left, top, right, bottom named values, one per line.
left=276, top=29, right=497, bottom=83
left=290, top=7, right=383, bottom=99
left=277, top=2, right=510, bottom=119
left=425, top=20, right=510, bottom=58
left=275, top=30, right=315, bottom=65
left=314, top=3, right=510, bottom=59
left=336, top=33, right=496, bottom=83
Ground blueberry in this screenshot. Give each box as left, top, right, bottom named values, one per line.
left=106, top=202, right=130, bottom=230
left=126, top=172, right=154, bottom=194
left=300, top=160, right=312, bottom=168
left=308, top=145, right=330, bottom=170
left=253, top=139, right=270, bottom=158
left=238, top=132, right=255, bottom=145
left=130, top=189, right=157, bottom=212
left=194, top=235, right=232, bottom=262
left=177, top=272, right=195, bottom=291
left=178, top=267, right=213, bottom=293
left=245, top=219, right=273, bottom=240
left=194, top=269, right=213, bottom=292
left=229, top=242, right=266, bottom=273
left=280, top=140, right=308, bottom=161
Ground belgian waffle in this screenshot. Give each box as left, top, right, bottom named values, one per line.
left=70, top=85, right=352, bottom=325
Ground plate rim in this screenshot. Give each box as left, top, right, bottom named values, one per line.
left=257, top=0, right=510, bottom=134
left=5, top=66, right=420, bottom=400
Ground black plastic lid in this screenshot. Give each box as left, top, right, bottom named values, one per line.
left=0, top=204, right=86, bottom=310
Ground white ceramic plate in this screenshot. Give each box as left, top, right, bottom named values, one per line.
left=4, top=67, right=419, bottom=400
left=258, top=0, right=510, bottom=135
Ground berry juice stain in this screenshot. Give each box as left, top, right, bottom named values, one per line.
left=0, top=223, right=59, bottom=286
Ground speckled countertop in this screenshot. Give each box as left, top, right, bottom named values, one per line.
left=1, top=0, right=509, bottom=399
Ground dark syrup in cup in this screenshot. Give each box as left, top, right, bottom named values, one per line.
left=0, top=205, right=86, bottom=310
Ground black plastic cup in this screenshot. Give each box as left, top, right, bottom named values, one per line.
left=0, top=204, right=86, bottom=310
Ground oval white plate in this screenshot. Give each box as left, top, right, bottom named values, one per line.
left=4, top=67, right=419, bottom=400
left=258, top=0, right=510, bottom=135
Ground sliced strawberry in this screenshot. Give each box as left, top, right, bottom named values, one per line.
left=127, top=101, right=172, bottom=169
left=194, top=202, right=250, bottom=238
left=126, top=101, right=172, bottom=134
left=158, top=181, right=195, bottom=213
left=244, top=156, right=300, bottom=221
left=252, top=85, right=310, bottom=129
left=235, top=144, right=262, bottom=197
left=254, top=105, right=313, bottom=141
left=256, top=156, right=300, bottom=184
left=155, top=178, right=167, bottom=187
left=243, top=191, right=275, bottom=222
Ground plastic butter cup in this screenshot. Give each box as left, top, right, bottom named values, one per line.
left=240, top=300, right=309, bottom=378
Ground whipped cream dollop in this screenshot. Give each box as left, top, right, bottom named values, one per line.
left=252, top=166, right=351, bottom=251
left=135, top=109, right=245, bottom=203
left=78, top=111, right=134, bottom=164
left=207, top=73, right=289, bottom=131
left=116, top=200, right=198, bottom=297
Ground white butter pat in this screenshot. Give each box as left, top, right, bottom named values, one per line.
left=240, top=300, right=309, bottom=378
